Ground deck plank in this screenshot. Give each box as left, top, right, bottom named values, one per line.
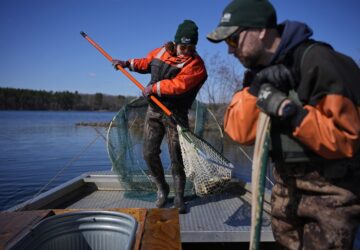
left=0, top=210, right=53, bottom=250
left=140, top=208, right=181, bottom=250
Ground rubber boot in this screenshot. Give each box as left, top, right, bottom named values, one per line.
left=152, top=177, right=170, bottom=208
left=173, top=177, right=186, bottom=214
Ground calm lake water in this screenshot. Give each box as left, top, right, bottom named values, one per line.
left=0, top=110, right=255, bottom=211
left=0, top=111, right=116, bottom=211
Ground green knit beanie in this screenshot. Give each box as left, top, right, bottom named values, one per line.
left=174, top=20, right=199, bottom=45
left=207, top=0, right=277, bottom=43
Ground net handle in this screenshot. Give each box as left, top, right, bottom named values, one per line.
left=80, top=31, right=172, bottom=117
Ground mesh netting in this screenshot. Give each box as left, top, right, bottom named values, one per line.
left=106, top=97, right=230, bottom=196
left=106, top=97, right=154, bottom=191
left=178, top=127, right=233, bottom=196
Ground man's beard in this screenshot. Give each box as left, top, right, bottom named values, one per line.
left=238, top=54, right=261, bottom=69
left=236, top=47, right=263, bottom=70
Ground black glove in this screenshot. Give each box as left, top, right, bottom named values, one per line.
left=257, top=83, right=308, bottom=130
left=250, top=64, right=295, bottom=96
left=256, top=83, right=289, bottom=117
left=142, top=84, right=153, bottom=97
left=112, top=59, right=129, bottom=70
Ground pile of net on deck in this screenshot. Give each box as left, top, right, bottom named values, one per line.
left=106, top=97, right=233, bottom=197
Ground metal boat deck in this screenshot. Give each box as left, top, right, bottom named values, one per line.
left=8, top=170, right=274, bottom=244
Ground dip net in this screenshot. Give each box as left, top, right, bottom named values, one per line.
left=178, top=126, right=233, bottom=196
left=106, top=97, right=233, bottom=196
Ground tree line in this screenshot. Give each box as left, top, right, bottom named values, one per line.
left=0, top=53, right=244, bottom=112
left=0, top=87, right=136, bottom=111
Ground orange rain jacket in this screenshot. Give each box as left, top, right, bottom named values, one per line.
left=127, top=45, right=207, bottom=111
left=224, top=43, right=360, bottom=161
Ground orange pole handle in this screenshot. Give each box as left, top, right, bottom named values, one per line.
left=80, top=31, right=172, bottom=117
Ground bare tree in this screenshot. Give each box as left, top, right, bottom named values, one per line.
left=199, top=52, right=244, bottom=105
left=198, top=52, right=244, bottom=122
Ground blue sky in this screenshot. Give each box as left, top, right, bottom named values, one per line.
left=1, top=0, right=359, bottom=96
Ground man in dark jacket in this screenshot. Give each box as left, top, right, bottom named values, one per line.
left=208, top=0, right=360, bottom=249
left=113, top=20, right=207, bottom=213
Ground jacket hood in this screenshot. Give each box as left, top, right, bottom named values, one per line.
left=271, top=20, right=313, bottom=63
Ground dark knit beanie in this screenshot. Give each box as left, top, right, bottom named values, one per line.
left=207, top=0, right=277, bottom=43
left=174, top=20, right=199, bottom=45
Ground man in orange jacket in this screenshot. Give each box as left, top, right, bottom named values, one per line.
left=208, top=0, right=360, bottom=248
left=113, top=20, right=207, bottom=213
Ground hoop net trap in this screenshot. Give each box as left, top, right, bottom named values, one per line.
left=106, top=97, right=233, bottom=196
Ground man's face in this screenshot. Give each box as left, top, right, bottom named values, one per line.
left=176, top=44, right=194, bottom=56
left=226, top=28, right=264, bottom=69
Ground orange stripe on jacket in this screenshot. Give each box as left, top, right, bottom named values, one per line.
left=153, top=56, right=206, bottom=96
left=294, top=94, right=360, bottom=159
left=129, top=47, right=161, bottom=72
left=129, top=47, right=206, bottom=96
left=224, top=87, right=260, bottom=145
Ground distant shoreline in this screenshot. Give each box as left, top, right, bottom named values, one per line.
left=0, top=87, right=135, bottom=112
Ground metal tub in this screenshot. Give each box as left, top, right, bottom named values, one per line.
left=10, top=211, right=137, bottom=250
